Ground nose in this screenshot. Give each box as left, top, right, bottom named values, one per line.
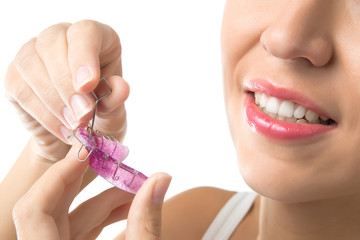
left=260, top=1, right=334, bottom=67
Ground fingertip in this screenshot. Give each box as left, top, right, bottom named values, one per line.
left=66, top=138, right=89, bottom=165
left=152, top=173, right=172, bottom=204
left=135, top=172, right=172, bottom=204
left=109, top=75, right=129, bottom=97
left=119, top=76, right=130, bottom=101
left=108, top=75, right=130, bottom=103
left=96, top=75, right=130, bottom=114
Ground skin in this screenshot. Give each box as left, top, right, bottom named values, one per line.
left=12, top=143, right=171, bottom=239
left=0, top=21, right=171, bottom=239
left=221, top=0, right=360, bottom=239
left=2, top=0, right=360, bottom=239
left=161, top=0, right=360, bottom=239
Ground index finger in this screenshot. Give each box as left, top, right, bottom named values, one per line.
left=12, top=144, right=88, bottom=239
left=66, top=20, right=122, bottom=93
left=24, top=143, right=89, bottom=213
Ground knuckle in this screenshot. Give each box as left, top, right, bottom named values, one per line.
left=68, top=228, right=82, bottom=240
left=143, top=218, right=161, bottom=239
left=68, top=19, right=100, bottom=36
left=3, top=62, right=33, bottom=105
left=36, top=22, right=71, bottom=52
left=110, top=35, right=122, bottom=59
left=52, top=66, right=72, bottom=84
left=12, top=198, right=33, bottom=222
left=104, top=25, right=122, bottom=56
left=14, top=38, right=37, bottom=71
left=12, top=81, right=33, bottom=106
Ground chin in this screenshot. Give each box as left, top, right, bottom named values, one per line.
left=236, top=144, right=360, bottom=204
left=235, top=136, right=349, bottom=203
left=238, top=152, right=306, bottom=202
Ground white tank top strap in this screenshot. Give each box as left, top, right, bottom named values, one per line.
left=202, top=191, right=258, bottom=240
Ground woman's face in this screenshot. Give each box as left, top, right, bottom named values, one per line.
left=221, top=0, right=360, bottom=202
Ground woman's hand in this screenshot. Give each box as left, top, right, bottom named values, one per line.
left=12, top=144, right=171, bottom=240
left=4, top=20, right=129, bottom=162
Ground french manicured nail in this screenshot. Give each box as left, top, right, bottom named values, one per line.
left=60, top=126, right=72, bottom=144
left=152, top=173, right=172, bottom=204
left=71, top=94, right=92, bottom=120
left=75, top=66, right=93, bottom=89
left=61, top=117, right=72, bottom=130
left=62, top=107, right=79, bottom=129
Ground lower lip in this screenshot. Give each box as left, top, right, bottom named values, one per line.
left=244, top=94, right=336, bottom=141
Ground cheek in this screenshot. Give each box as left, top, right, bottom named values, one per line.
left=221, top=1, right=278, bottom=118
left=221, top=0, right=282, bottom=73
left=221, top=2, right=264, bottom=72
left=221, top=1, right=268, bottom=139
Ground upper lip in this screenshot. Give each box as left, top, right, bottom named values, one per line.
left=243, top=78, right=335, bottom=121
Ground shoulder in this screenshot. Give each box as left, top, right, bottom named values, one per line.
left=161, top=187, right=237, bottom=240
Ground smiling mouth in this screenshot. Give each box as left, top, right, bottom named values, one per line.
left=253, top=92, right=336, bottom=125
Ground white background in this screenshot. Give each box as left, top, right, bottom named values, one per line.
left=0, top=0, right=251, bottom=238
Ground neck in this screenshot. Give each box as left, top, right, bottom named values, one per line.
left=257, top=193, right=360, bottom=240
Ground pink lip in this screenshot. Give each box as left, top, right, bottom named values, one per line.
left=244, top=79, right=330, bottom=118
left=243, top=79, right=337, bottom=140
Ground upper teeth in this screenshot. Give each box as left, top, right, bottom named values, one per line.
left=254, top=92, right=329, bottom=124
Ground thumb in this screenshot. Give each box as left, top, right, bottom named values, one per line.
left=125, top=172, right=172, bottom=240
left=93, top=75, right=129, bottom=142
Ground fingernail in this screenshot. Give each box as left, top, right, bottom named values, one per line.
left=152, top=173, right=172, bottom=204
left=62, top=107, right=79, bottom=129
left=60, top=126, right=72, bottom=144
left=75, top=66, right=93, bottom=89
left=71, top=94, right=92, bottom=120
